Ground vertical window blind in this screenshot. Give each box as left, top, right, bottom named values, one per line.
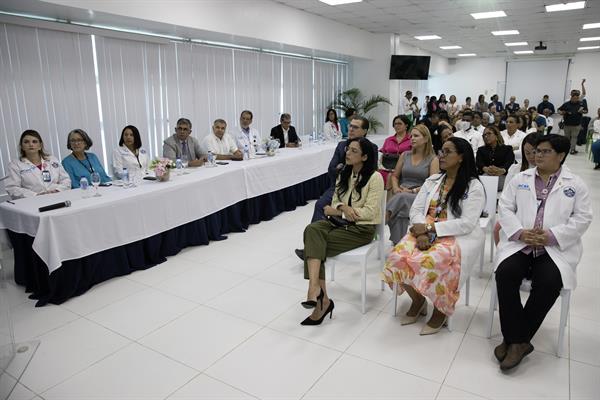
left=0, top=23, right=348, bottom=177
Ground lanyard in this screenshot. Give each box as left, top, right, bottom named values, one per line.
left=76, top=153, right=95, bottom=174
left=434, top=176, right=448, bottom=221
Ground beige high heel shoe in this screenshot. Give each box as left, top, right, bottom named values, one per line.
left=419, top=316, right=448, bottom=335
left=400, top=300, right=427, bottom=325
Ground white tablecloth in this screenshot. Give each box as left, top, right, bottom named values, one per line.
left=0, top=135, right=386, bottom=273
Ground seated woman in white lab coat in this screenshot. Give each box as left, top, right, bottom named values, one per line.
left=383, top=137, right=485, bottom=335
left=494, top=134, right=592, bottom=371
left=112, top=125, right=149, bottom=179
left=322, top=108, right=341, bottom=141
left=5, top=129, right=71, bottom=199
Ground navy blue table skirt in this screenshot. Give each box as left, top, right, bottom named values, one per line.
left=9, top=173, right=328, bottom=306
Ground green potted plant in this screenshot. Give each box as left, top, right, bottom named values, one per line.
left=328, top=88, right=392, bottom=133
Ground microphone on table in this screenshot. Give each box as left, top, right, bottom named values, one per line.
left=336, top=163, right=345, bottom=175
left=38, top=200, right=72, bottom=213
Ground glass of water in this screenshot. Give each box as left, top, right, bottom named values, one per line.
left=90, top=172, right=101, bottom=197
left=181, top=154, right=189, bottom=169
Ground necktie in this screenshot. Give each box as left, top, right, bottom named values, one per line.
left=181, top=141, right=189, bottom=159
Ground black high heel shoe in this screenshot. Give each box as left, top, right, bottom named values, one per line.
left=301, top=300, right=335, bottom=326
left=301, top=289, right=324, bottom=309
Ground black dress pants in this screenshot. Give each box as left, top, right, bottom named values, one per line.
left=495, top=251, right=563, bottom=344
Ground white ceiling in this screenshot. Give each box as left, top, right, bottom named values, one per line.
left=273, top=0, right=600, bottom=58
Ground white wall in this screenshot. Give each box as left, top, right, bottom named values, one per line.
left=567, top=53, right=600, bottom=118
left=40, top=0, right=376, bottom=60
left=428, top=57, right=506, bottom=107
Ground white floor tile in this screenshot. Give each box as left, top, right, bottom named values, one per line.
left=41, top=342, right=197, bottom=400
left=268, top=299, right=378, bottom=352
left=19, top=318, right=130, bottom=393
left=445, top=334, right=569, bottom=400
left=168, top=374, right=255, bottom=399
left=0, top=281, right=30, bottom=309
left=157, top=263, right=247, bottom=304
left=436, top=385, right=488, bottom=400
left=304, top=354, right=440, bottom=400
left=347, top=312, right=464, bottom=383
left=206, top=279, right=303, bottom=325
left=60, top=277, right=146, bottom=316
left=570, top=315, right=600, bottom=366
left=571, top=286, right=600, bottom=322
left=206, top=328, right=340, bottom=400
left=254, top=255, right=307, bottom=292
left=139, top=306, right=261, bottom=371
left=10, top=303, right=79, bottom=342
left=570, top=360, right=600, bottom=400
left=5, top=379, right=36, bottom=400
left=86, top=288, right=197, bottom=340
left=213, top=244, right=290, bottom=277
left=127, top=256, right=199, bottom=286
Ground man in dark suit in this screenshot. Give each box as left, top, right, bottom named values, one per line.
left=295, top=116, right=377, bottom=260
left=270, top=113, right=299, bottom=148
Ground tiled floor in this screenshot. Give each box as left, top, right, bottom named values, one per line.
left=1, top=151, right=599, bottom=400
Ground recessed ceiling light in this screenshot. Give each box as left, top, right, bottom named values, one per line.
left=545, top=1, right=585, bottom=12
left=458, top=53, right=477, bottom=57
left=440, top=45, right=462, bottom=49
left=514, top=50, right=534, bottom=54
left=505, top=42, right=528, bottom=46
left=578, top=46, right=600, bottom=50
left=580, top=36, right=600, bottom=41
left=318, top=0, right=362, bottom=5
left=415, top=35, right=442, bottom=40
left=583, top=22, right=600, bottom=29
left=471, top=11, right=507, bottom=19
left=491, top=30, right=520, bottom=36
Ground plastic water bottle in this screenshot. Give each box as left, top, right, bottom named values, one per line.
left=80, top=177, right=90, bottom=198
left=243, top=144, right=249, bottom=160
left=176, top=158, right=183, bottom=174
left=207, top=151, right=215, bottom=167
left=122, top=167, right=130, bottom=187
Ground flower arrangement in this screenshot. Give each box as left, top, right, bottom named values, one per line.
left=266, top=138, right=280, bottom=156
left=149, top=158, right=175, bottom=181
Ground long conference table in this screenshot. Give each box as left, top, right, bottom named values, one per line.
left=0, top=137, right=384, bottom=306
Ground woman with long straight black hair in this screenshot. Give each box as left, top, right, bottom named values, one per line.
left=383, top=137, right=485, bottom=335
left=300, top=137, right=384, bottom=325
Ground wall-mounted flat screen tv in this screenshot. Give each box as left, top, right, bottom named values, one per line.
left=389, top=55, right=431, bottom=80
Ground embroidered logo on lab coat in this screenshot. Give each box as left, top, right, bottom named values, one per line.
left=462, top=192, right=468, bottom=200
left=563, top=186, right=576, bottom=198
left=517, top=183, right=530, bottom=190
left=140, top=149, right=146, bottom=154
left=51, top=162, right=59, bottom=168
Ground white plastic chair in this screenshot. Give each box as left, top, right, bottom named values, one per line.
left=329, top=190, right=388, bottom=314
left=478, top=175, right=499, bottom=276
left=487, top=279, right=571, bottom=357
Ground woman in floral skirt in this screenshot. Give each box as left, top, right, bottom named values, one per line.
left=383, top=137, right=485, bottom=335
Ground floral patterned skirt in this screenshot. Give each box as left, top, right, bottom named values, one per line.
left=382, top=229, right=462, bottom=316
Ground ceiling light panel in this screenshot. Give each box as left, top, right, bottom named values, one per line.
left=492, top=30, right=520, bottom=36
left=504, top=42, right=528, bottom=46
left=319, top=0, right=362, bottom=5
left=440, top=45, right=462, bottom=49
left=583, top=22, right=600, bottom=29
left=514, top=50, right=534, bottom=54
left=414, top=35, right=442, bottom=40
left=471, top=11, right=507, bottom=19
left=545, top=2, right=586, bottom=12
left=580, top=37, right=600, bottom=41
left=458, top=53, right=477, bottom=57
left=578, top=46, right=600, bottom=50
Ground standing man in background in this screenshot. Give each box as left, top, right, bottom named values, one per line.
left=559, top=89, right=588, bottom=154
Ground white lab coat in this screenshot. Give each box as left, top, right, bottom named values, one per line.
left=235, top=126, right=262, bottom=157
left=453, top=128, right=483, bottom=155
left=5, top=156, right=71, bottom=199
left=410, top=174, right=486, bottom=287
left=501, top=129, right=526, bottom=162
left=323, top=121, right=341, bottom=141
left=112, top=146, right=150, bottom=178
left=495, top=167, right=593, bottom=289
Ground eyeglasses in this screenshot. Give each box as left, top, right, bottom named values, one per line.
left=69, top=139, right=85, bottom=144
left=348, top=124, right=363, bottom=130
left=533, top=148, right=554, bottom=156
left=175, top=127, right=190, bottom=132
left=438, top=149, right=456, bottom=157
